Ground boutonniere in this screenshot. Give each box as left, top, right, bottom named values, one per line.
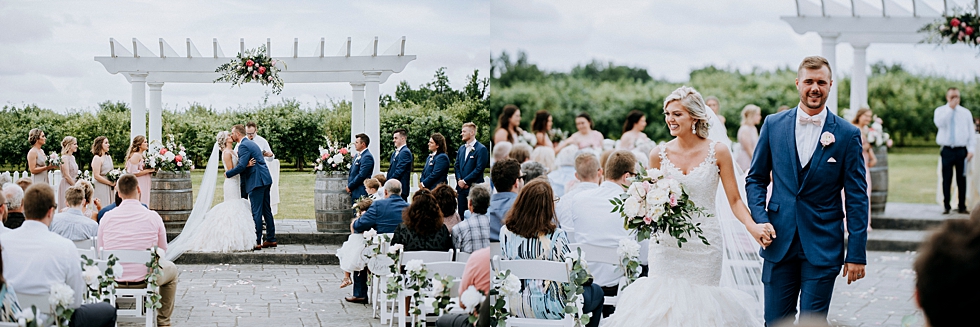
left=820, top=132, right=835, bottom=148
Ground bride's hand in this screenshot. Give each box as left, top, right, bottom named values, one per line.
left=747, top=223, right=773, bottom=248
left=248, top=158, right=256, bottom=167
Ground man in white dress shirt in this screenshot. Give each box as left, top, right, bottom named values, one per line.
left=0, top=191, right=9, bottom=234
left=934, top=87, right=976, bottom=214
left=566, top=150, right=636, bottom=311
left=555, top=152, right=602, bottom=237
left=246, top=122, right=280, bottom=214
left=1, top=184, right=116, bottom=326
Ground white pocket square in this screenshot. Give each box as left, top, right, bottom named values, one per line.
left=827, top=157, right=837, bottom=163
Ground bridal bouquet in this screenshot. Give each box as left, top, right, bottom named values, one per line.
left=105, top=168, right=123, bottom=184
left=867, top=115, right=893, bottom=148
left=214, top=45, right=285, bottom=94
left=144, top=134, right=193, bottom=173
left=48, top=151, right=62, bottom=167
left=610, top=167, right=710, bottom=247
left=921, top=12, right=980, bottom=48
left=313, top=138, right=354, bottom=173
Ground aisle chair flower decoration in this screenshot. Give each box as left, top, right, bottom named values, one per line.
left=144, top=246, right=165, bottom=311
left=430, top=273, right=455, bottom=315
left=214, top=45, right=286, bottom=95
left=48, top=282, right=75, bottom=327
left=80, top=254, right=122, bottom=303
left=610, top=166, right=711, bottom=247
left=562, top=247, right=592, bottom=327
left=144, top=134, right=193, bottom=172
left=617, top=238, right=642, bottom=289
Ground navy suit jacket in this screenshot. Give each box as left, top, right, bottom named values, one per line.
left=454, top=141, right=489, bottom=191
left=352, top=196, right=408, bottom=234
left=348, top=149, right=374, bottom=202
left=745, top=108, right=869, bottom=267
left=420, top=152, right=450, bottom=189
left=225, top=138, right=272, bottom=194
left=386, top=146, right=414, bottom=199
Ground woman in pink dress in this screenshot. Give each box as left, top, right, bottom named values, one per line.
left=531, top=110, right=554, bottom=149
left=27, top=129, right=56, bottom=186
left=58, top=136, right=79, bottom=210
left=124, top=135, right=155, bottom=204
left=735, top=105, right=762, bottom=173
left=555, top=112, right=604, bottom=153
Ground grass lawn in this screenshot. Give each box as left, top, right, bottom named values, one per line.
left=887, top=147, right=940, bottom=204
left=190, top=168, right=316, bottom=219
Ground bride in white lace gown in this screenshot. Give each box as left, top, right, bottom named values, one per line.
left=166, top=131, right=256, bottom=260
left=603, top=86, right=773, bottom=326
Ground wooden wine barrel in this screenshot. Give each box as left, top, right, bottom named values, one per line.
left=149, top=171, right=194, bottom=233
left=870, top=146, right=888, bottom=216
left=314, top=171, right=353, bottom=233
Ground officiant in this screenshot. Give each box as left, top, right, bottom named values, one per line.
left=246, top=122, right=281, bottom=214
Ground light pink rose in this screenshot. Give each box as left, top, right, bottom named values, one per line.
left=643, top=216, right=653, bottom=225
left=669, top=194, right=678, bottom=207
left=820, top=132, right=835, bottom=147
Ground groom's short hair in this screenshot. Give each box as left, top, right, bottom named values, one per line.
left=604, top=150, right=636, bottom=181
left=797, top=56, right=831, bottom=78
left=914, top=218, right=980, bottom=326
left=232, top=124, right=246, bottom=135
left=116, top=174, right=139, bottom=198
left=356, top=133, right=370, bottom=147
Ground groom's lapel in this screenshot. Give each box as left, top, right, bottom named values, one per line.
left=781, top=110, right=801, bottom=192
left=800, top=110, right=838, bottom=191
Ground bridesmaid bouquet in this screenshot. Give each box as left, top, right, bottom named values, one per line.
left=105, top=169, right=123, bottom=183
left=144, top=134, right=194, bottom=172
left=48, top=151, right=62, bottom=166
left=313, top=138, right=354, bottom=173
left=610, top=167, right=710, bottom=247
left=77, top=170, right=94, bottom=184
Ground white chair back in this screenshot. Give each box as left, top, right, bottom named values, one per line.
left=400, top=250, right=454, bottom=265
left=17, top=293, right=51, bottom=314
left=425, top=262, right=467, bottom=280
left=567, top=243, right=620, bottom=265
left=78, top=248, right=97, bottom=260
left=101, top=249, right=155, bottom=326
left=489, top=242, right=502, bottom=258
left=73, top=238, right=94, bottom=249
left=493, top=257, right=570, bottom=283
left=101, top=249, right=152, bottom=265
left=454, top=251, right=471, bottom=263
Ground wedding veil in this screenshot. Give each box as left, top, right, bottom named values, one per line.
left=165, top=142, right=221, bottom=261
left=705, top=108, right=766, bottom=317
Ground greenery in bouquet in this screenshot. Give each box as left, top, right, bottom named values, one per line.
left=867, top=115, right=893, bottom=148
left=144, top=134, right=193, bottom=173
left=549, top=128, right=570, bottom=144
left=610, top=166, right=710, bottom=247
left=47, top=151, right=62, bottom=167
left=515, top=130, right=537, bottom=147
left=105, top=169, right=123, bottom=184
left=214, top=45, right=286, bottom=95
left=921, top=11, right=980, bottom=48
left=314, top=138, right=354, bottom=174
left=77, top=170, right=94, bottom=184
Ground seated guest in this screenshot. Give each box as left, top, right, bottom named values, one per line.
left=509, top=143, right=532, bottom=163
left=491, top=141, right=512, bottom=167
left=347, top=179, right=408, bottom=304
left=432, top=184, right=461, bottom=230
left=499, top=179, right=602, bottom=326
left=488, top=159, right=523, bottom=242
left=14, top=178, right=31, bottom=191
left=548, top=146, right=581, bottom=197
left=0, top=245, right=25, bottom=323
left=49, top=185, right=99, bottom=241
left=0, top=192, right=8, bottom=234
left=98, top=192, right=147, bottom=222
left=913, top=214, right=980, bottom=326
left=98, top=174, right=176, bottom=327
left=391, top=189, right=454, bottom=252
left=1, top=184, right=25, bottom=229
left=363, top=178, right=384, bottom=201
left=435, top=247, right=491, bottom=327
left=452, top=184, right=491, bottom=253
left=555, top=152, right=602, bottom=235
left=530, top=146, right=557, bottom=172
left=566, top=150, right=637, bottom=315
left=74, top=180, right=102, bottom=221
left=1, top=184, right=116, bottom=326
left=521, top=161, right=548, bottom=182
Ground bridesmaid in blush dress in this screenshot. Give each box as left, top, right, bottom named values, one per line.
left=27, top=129, right=56, bottom=187
left=58, top=136, right=79, bottom=211
left=90, top=136, right=115, bottom=206
left=125, top=135, right=155, bottom=204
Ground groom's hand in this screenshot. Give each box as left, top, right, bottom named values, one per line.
left=747, top=223, right=774, bottom=249
left=842, top=263, right=866, bottom=284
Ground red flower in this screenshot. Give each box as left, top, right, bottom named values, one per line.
left=175, top=155, right=182, bottom=162
left=339, top=148, right=348, bottom=155
left=966, top=26, right=975, bottom=35
left=160, top=148, right=167, bottom=155
left=258, top=66, right=267, bottom=74
left=951, top=18, right=961, bottom=27
left=246, top=59, right=254, bottom=67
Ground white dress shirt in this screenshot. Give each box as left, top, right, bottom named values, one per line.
left=934, top=104, right=977, bottom=153
left=1, top=220, right=85, bottom=308
left=464, top=139, right=476, bottom=158
left=252, top=134, right=274, bottom=159
left=796, top=106, right=828, bottom=167
left=555, top=181, right=599, bottom=234
left=566, top=181, right=629, bottom=287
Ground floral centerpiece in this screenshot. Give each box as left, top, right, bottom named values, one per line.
left=214, top=45, right=285, bottom=94
left=144, top=134, right=193, bottom=172
left=867, top=115, right=893, bottom=148
left=921, top=11, right=980, bottom=48
left=313, top=138, right=354, bottom=174
left=610, top=166, right=710, bottom=247
left=48, top=151, right=62, bottom=167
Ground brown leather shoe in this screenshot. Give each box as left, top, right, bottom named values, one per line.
left=262, top=241, right=278, bottom=248
left=253, top=244, right=263, bottom=251
left=344, top=296, right=368, bottom=304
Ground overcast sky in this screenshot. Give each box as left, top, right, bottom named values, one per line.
left=491, top=0, right=980, bottom=82
left=0, top=0, right=489, bottom=113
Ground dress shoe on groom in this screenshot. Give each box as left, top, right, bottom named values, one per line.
left=262, top=241, right=277, bottom=248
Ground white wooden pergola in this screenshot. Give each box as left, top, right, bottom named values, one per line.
left=782, top=0, right=977, bottom=114
left=95, top=37, right=416, bottom=173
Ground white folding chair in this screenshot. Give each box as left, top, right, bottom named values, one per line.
left=489, top=241, right=502, bottom=259
left=492, top=256, right=581, bottom=327
left=418, top=261, right=468, bottom=323
left=391, top=249, right=455, bottom=327
left=372, top=233, right=395, bottom=323
left=17, top=292, right=54, bottom=326
left=454, top=251, right=471, bottom=263
left=73, top=238, right=93, bottom=249
left=102, top=249, right=156, bottom=327
left=78, top=248, right=97, bottom=261
left=568, top=243, right=626, bottom=307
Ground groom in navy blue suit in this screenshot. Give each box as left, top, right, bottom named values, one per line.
left=226, top=124, right=277, bottom=249
left=746, top=56, right=869, bottom=325
left=347, top=134, right=374, bottom=204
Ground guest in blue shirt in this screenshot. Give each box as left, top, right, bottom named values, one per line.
left=454, top=123, right=490, bottom=217
left=386, top=128, right=413, bottom=200
left=50, top=185, right=98, bottom=241
left=487, top=158, right=523, bottom=242
left=419, top=133, right=450, bottom=190
left=347, top=180, right=408, bottom=304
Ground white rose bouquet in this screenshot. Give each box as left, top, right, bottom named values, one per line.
left=48, top=151, right=62, bottom=167
left=610, top=166, right=710, bottom=247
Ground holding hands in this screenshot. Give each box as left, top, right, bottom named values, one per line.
left=748, top=223, right=776, bottom=248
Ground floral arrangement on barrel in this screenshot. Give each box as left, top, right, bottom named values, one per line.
left=867, top=115, right=893, bottom=148
left=610, top=166, right=711, bottom=247
left=143, top=134, right=193, bottom=173
left=313, top=138, right=354, bottom=174
left=214, top=45, right=285, bottom=94
left=921, top=11, right=980, bottom=48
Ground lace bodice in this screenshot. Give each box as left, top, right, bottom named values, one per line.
left=650, top=141, right=724, bottom=286
left=223, top=150, right=241, bottom=202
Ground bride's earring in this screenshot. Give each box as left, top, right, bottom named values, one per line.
left=691, top=121, right=697, bottom=135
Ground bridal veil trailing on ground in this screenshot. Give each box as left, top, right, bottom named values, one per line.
left=166, top=144, right=221, bottom=261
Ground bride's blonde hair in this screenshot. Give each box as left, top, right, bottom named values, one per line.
left=215, top=131, right=230, bottom=148
left=663, top=86, right=711, bottom=139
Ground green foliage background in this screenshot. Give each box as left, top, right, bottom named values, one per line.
left=0, top=68, right=489, bottom=172
left=491, top=51, right=980, bottom=146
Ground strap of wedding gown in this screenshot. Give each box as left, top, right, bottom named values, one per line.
left=165, top=144, right=220, bottom=261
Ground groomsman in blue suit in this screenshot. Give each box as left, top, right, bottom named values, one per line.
left=346, top=180, right=408, bottom=304
left=386, top=128, right=413, bottom=200
left=454, top=122, right=490, bottom=217
left=346, top=134, right=374, bottom=204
